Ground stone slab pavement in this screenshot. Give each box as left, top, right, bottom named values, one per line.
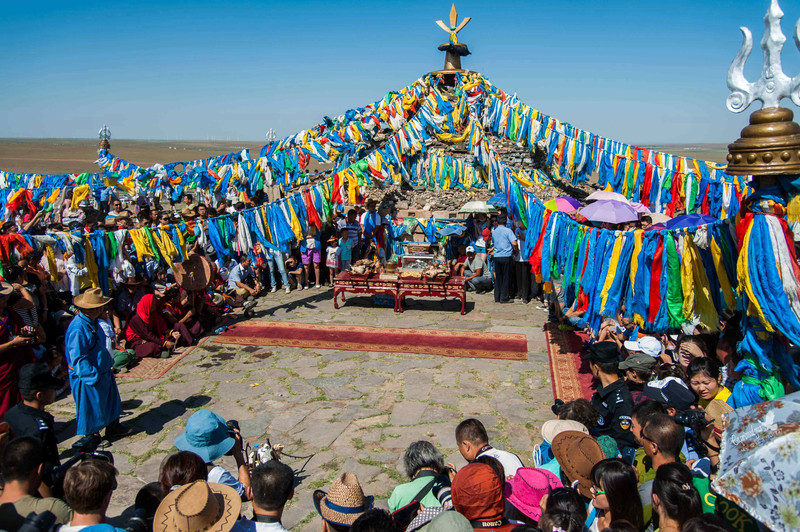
left=49, top=287, right=557, bottom=531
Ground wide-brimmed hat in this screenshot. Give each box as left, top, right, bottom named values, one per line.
left=313, top=472, right=373, bottom=527
left=705, top=398, right=734, bottom=434
left=551, top=431, right=604, bottom=495
left=541, top=419, right=589, bottom=444
left=451, top=462, right=504, bottom=522
left=174, top=410, right=235, bottom=463
left=0, top=282, right=13, bottom=296
left=73, top=288, right=112, bottom=310
left=153, top=480, right=241, bottom=532
left=504, top=468, right=562, bottom=521
left=173, top=254, right=213, bottom=291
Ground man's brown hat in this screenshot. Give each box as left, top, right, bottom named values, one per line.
left=153, top=480, right=241, bottom=532
left=73, top=288, right=112, bottom=310
left=173, top=254, right=213, bottom=292
left=551, top=430, right=604, bottom=495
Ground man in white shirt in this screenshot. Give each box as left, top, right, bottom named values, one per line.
left=455, top=418, right=524, bottom=479
left=232, top=461, right=294, bottom=532
left=228, top=258, right=261, bottom=299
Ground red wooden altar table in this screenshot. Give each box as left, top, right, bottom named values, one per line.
left=332, top=272, right=467, bottom=314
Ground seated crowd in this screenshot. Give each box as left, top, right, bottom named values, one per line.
left=0, top=402, right=740, bottom=531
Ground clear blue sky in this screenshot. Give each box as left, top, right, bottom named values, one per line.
left=2, top=0, right=799, bottom=144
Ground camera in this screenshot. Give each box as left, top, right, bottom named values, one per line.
left=18, top=511, right=56, bottom=532
left=674, top=409, right=713, bottom=457
left=674, top=409, right=711, bottom=432
left=51, top=434, right=114, bottom=497
left=551, top=399, right=565, bottom=417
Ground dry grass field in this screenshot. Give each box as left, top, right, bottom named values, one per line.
left=0, top=138, right=730, bottom=176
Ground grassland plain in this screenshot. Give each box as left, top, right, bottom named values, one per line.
left=0, top=138, right=729, bottom=175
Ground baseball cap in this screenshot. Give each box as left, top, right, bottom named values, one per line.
left=644, top=377, right=696, bottom=411
left=19, top=363, right=64, bottom=392
left=623, top=336, right=663, bottom=358
left=465, top=245, right=475, bottom=253
left=619, top=352, right=658, bottom=372
left=481, top=228, right=491, bottom=239
left=582, top=341, right=620, bottom=363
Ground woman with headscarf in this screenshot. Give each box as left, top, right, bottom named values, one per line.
left=125, top=294, right=194, bottom=359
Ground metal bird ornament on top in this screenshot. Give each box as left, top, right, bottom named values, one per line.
left=727, top=0, right=800, bottom=176
left=435, top=3, right=471, bottom=73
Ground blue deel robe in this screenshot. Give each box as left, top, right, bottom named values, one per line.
left=65, top=312, right=122, bottom=435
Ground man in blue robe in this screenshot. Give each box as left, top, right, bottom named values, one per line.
left=65, top=288, right=128, bottom=438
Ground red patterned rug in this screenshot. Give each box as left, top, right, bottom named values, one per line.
left=544, top=322, right=596, bottom=401
left=116, top=340, right=205, bottom=380
left=211, top=321, right=528, bottom=361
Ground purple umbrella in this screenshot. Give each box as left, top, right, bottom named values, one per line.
left=666, top=213, right=717, bottom=229
left=579, top=199, right=639, bottom=224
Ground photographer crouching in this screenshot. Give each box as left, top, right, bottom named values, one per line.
left=174, top=409, right=252, bottom=501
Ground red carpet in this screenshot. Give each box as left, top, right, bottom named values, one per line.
left=544, top=323, right=596, bottom=401
left=211, top=321, right=528, bottom=361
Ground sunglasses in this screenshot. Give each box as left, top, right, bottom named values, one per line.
left=640, top=429, right=661, bottom=452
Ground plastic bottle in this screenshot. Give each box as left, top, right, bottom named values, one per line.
left=250, top=443, right=259, bottom=466
left=213, top=326, right=228, bottom=335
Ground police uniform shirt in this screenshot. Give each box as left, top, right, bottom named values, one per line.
left=591, top=378, right=636, bottom=449
left=3, top=403, right=60, bottom=468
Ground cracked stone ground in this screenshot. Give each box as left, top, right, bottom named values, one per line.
left=49, top=288, right=555, bottom=531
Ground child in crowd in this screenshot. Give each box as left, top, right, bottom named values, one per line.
left=285, top=251, right=305, bottom=290
left=338, top=228, right=352, bottom=272
left=326, top=237, right=340, bottom=285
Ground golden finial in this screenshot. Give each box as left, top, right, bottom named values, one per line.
left=435, top=3, right=471, bottom=73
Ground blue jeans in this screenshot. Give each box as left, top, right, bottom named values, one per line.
left=464, top=269, right=492, bottom=292
left=264, top=249, right=289, bottom=288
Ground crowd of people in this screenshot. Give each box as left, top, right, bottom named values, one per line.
left=0, top=188, right=781, bottom=532
left=0, top=409, right=741, bottom=532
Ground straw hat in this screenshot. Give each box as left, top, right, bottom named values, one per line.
left=73, top=288, right=112, bottom=310
left=551, top=431, right=604, bottom=496
left=173, top=254, right=213, bottom=292
left=313, top=472, right=373, bottom=527
left=705, top=398, right=734, bottom=434
left=153, top=480, right=241, bottom=532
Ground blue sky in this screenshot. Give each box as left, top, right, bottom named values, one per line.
left=2, top=0, right=799, bottom=144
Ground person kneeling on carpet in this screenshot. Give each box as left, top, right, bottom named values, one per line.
left=125, top=294, right=194, bottom=359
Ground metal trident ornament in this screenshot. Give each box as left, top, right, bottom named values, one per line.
left=727, top=0, right=800, bottom=112
left=435, top=3, right=471, bottom=45
left=98, top=124, right=111, bottom=140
